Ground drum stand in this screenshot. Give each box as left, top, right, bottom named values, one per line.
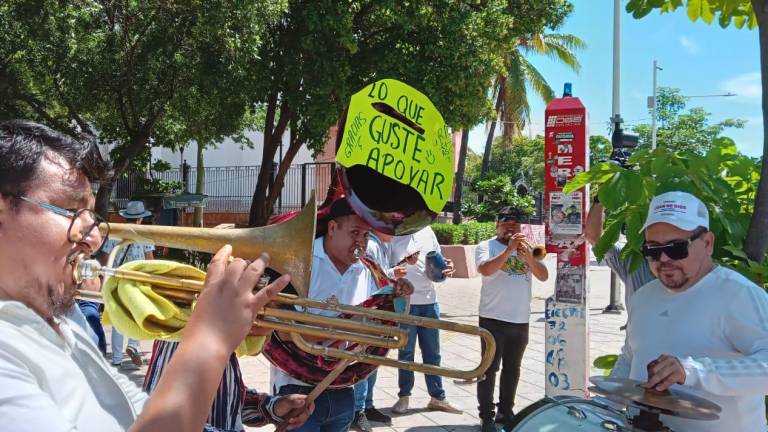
left=630, top=409, right=670, bottom=432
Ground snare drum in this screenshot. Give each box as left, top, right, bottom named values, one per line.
left=507, top=396, right=631, bottom=431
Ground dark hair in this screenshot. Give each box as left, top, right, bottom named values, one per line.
left=0, top=120, right=109, bottom=198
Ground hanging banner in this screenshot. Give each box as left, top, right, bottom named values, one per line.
left=543, top=92, right=590, bottom=398
left=336, top=79, right=454, bottom=213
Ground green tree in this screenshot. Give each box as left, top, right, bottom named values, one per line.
left=464, top=176, right=535, bottom=222
left=246, top=0, right=514, bottom=226
left=481, top=31, right=586, bottom=175
left=590, top=135, right=612, bottom=166
left=631, top=87, right=745, bottom=154
left=624, top=0, right=768, bottom=268
left=0, top=0, right=286, bottom=216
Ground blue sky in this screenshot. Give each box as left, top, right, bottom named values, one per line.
left=466, top=1, right=764, bottom=158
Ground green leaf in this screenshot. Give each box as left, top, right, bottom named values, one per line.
left=593, top=354, right=618, bottom=370
left=723, top=245, right=749, bottom=260
left=594, top=216, right=623, bottom=260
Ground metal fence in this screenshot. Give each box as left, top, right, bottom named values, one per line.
left=112, top=162, right=335, bottom=214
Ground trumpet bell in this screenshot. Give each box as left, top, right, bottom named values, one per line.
left=101, top=193, right=317, bottom=297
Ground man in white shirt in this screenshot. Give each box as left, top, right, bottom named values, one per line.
left=611, top=190, right=768, bottom=432
left=0, top=120, right=310, bottom=432
left=351, top=229, right=408, bottom=431
left=390, top=225, right=462, bottom=415
left=270, top=198, right=412, bottom=432
left=475, top=206, right=548, bottom=432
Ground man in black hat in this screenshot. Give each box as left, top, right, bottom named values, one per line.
left=475, top=206, right=548, bottom=432
left=270, top=197, right=413, bottom=432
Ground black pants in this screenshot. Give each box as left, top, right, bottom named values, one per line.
left=477, top=317, right=529, bottom=424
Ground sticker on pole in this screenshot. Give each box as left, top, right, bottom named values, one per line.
left=337, top=79, right=454, bottom=213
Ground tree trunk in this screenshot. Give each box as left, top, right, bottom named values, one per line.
left=481, top=93, right=504, bottom=176
left=744, top=0, right=768, bottom=262
left=452, top=129, right=470, bottom=224
left=249, top=96, right=290, bottom=227
left=193, top=140, right=205, bottom=227
left=95, top=181, right=114, bottom=218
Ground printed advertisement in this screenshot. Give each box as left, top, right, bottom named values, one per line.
left=549, top=191, right=583, bottom=235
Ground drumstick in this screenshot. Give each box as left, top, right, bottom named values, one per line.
left=274, top=346, right=365, bottom=432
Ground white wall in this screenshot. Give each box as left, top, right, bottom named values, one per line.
left=152, top=129, right=315, bottom=167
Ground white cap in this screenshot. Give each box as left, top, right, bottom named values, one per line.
left=641, top=191, right=709, bottom=232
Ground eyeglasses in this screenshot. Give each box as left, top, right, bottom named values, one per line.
left=641, top=229, right=706, bottom=261
left=18, top=196, right=110, bottom=251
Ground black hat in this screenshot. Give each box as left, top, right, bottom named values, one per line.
left=496, top=206, right=526, bottom=222
left=328, top=197, right=356, bottom=221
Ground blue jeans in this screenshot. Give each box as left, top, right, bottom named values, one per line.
left=111, top=328, right=140, bottom=365
left=77, top=301, right=107, bottom=355
left=278, top=385, right=354, bottom=432
left=353, top=371, right=377, bottom=412
left=398, top=303, right=445, bottom=400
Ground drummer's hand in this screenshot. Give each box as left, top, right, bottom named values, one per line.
left=393, top=265, right=408, bottom=278
left=644, top=354, right=686, bottom=392
left=274, top=394, right=315, bottom=430
left=443, top=258, right=455, bottom=277
left=187, top=245, right=290, bottom=355
left=394, top=278, right=414, bottom=296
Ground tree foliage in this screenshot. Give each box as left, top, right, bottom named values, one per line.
left=626, top=0, right=758, bottom=29
left=624, top=0, right=768, bottom=264
left=0, top=0, right=286, bottom=215
left=247, top=0, right=517, bottom=225
left=463, top=176, right=535, bottom=223
left=565, top=137, right=765, bottom=286
left=631, top=87, right=745, bottom=154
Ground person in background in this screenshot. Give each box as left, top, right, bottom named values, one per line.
left=351, top=229, right=406, bottom=431
left=585, top=200, right=655, bottom=313
left=76, top=277, right=107, bottom=355
left=99, top=200, right=154, bottom=370
left=475, top=206, right=548, bottom=432
left=390, top=225, right=461, bottom=416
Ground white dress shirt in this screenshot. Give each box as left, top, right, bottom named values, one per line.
left=0, top=299, right=147, bottom=432
left=271, top=237, right=378, bottom=391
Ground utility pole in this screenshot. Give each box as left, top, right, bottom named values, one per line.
left=604, top=0, right=624, bottom=315
left=650, top=60, right=662, bottom=150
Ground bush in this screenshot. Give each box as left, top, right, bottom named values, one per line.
left=433, top=222, right=496, bottom=245
left=463, top=175, right=535, bottom=222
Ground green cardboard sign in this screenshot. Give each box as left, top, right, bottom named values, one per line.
left=337, top=79, right=454, bottom=213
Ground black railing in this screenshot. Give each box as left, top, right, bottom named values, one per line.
left=113, top=162, right=335, bottom=214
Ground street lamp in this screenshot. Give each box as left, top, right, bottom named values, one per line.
left=649, top=60, right=663, bottom=150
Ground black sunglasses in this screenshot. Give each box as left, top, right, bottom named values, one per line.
left=641, top=229, right=707, bottom=261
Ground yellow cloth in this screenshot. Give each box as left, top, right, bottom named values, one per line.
left=101, top=259, right=264, bottom=356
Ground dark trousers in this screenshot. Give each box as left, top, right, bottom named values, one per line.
left=477, top=317, right=529, bottom=424
left=78, top=300, right=107, bottom=355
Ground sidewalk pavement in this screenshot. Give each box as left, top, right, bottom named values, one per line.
left=110, top=263, right=627, bottom=431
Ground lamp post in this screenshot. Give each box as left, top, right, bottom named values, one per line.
left=650, top=61, right=663, bottom=150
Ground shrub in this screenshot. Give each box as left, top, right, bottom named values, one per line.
left=432, top=222, right=496, bottom=245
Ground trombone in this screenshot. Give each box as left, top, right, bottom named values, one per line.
left=76, top=194, right=495, bottom=380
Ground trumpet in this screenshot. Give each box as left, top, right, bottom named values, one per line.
left=76, top=194, right=495, bottom=380
left=519, top=240, right=547, bottom=261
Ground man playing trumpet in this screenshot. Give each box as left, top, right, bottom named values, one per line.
left=0, top=121, right=312, bottom=432
left=475, top=205, right=548, bottom=432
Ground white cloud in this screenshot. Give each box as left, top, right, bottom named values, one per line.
left=679, top=35, right=700, bottom=54
left=720, top=72, right=762, bottom=99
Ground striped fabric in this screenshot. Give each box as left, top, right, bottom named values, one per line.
left=144, top=340, right=273, bottom=431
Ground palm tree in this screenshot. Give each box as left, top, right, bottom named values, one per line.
left=481, top=33, right=585, bottom=176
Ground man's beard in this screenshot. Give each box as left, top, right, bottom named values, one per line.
left=47, top=282, right=77, bottom=317
left=657, top=264, right=688, bottom=290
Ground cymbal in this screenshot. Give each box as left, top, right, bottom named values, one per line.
left=589, top=376, right=721, bottom=421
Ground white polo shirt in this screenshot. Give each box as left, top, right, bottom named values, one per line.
left=0, top=300, right=147, bottom=432
left=271, top=237, right=378, bottom=391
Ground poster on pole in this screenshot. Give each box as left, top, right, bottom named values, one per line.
left=543, top=91, right=590, bottom=398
